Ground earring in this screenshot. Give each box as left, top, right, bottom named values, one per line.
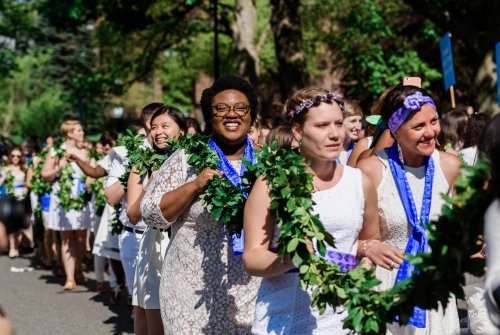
left=397, top=142, right=405, bottom=164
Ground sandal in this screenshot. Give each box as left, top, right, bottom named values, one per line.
left=8, top=249, right=19, bottom=258
left=63, top=280, right=77, bottom=291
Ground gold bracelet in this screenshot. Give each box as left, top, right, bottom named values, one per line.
left=361, top=239, right=379, bottom=258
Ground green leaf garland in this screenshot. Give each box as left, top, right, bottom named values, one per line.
left=4, top=170, right=17, bottom=199
left=56, top=146, right=88, bottom=211
left=169, top=135, right=255, bottom=234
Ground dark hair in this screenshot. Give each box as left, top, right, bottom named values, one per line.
left=265, top=124, right=294, bottom=150
left=99, top=131, right=116, bottom=147
left=200, top=76, right=258, bottom=134
left=150, top=105, right=188, bottom=134
left=380, top=85, right=433, bottom=128
left=479, top=114, right=500, bottom=199
left=463, top=113, right=491, bottom=149
left=438, top=108, right=468, bottom=150
left=140, top=102, right=164, bottom=127
left=185, top=117, right=202, bottom=134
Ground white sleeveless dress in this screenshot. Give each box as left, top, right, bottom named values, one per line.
left=252, top=165, right=364, bottom=335
left=375, top=149, right=460, bottom=335
left=50, top=157, right=91, bottom=231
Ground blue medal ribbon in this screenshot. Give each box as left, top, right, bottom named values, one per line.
left=345, top=141, right=355, bottom=163
left=208, top=137, right=255, bottom=255
left=388, top=143, right=434, bottom=328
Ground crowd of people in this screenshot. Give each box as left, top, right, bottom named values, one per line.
left=0, top=75, right=500, bottom=335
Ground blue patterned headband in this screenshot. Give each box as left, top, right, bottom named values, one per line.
left=388, top=91, right=436, bottom=133
left=289, top=92, right=345, bottom=118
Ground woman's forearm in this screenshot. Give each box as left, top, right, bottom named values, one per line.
left=159, top=181, right=201, bottom=222
left=74, top=158, right=107, bottom=178
left=127, top=189, right=146, bottom=225
left=243, top=249, right=294, bottom=278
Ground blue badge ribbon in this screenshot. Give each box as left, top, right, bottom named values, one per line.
left=40, top=193, right=51, bottom=212
left=208, top=137, right=255, bottom=255
left=388, top=143, right=434, bottom=328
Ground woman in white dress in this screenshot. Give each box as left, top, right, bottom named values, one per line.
left=243, top=88, right=394, bottom=335
left=127, top=106, right=186, bottom=335
left=140, top=76, right=261, bottom=334
left=42, top=120, right=91, bottom=290
left=357, top=85, right=461, bottom=334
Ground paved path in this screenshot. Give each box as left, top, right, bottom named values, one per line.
left=0, top=253, right=133, bottom=335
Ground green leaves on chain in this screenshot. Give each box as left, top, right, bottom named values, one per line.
left=90, top=177, right=106, bottom=217
left=56, top=146, right=87, bottom=211
left=30, top=151, right=52, bottom=197
left=251, top=143, right=493, bottom=334
left=4, top=171, right=17, bottom=199
left=108, top=203, right=123, bottom=235
left=169, top=134, right=255, bottom=234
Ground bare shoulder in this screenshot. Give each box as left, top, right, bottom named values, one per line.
left=356, top=154, right=383, bottom=188
left=439, top=151, right=461, bottom=186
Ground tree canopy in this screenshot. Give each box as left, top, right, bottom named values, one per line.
left=0, top=0, right=498, bottom=142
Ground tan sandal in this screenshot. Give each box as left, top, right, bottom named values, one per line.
left=63, top=280, right=76, bottom=291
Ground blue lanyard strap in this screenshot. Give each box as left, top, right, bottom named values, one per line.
left=207, top=137, right=255, bottom=194
left=208, top=137, right=255, bottom=256
left=388, top=143, right=435, bottom=328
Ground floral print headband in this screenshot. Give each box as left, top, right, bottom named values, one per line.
left=388, top=91, right=436, bottom=133
left=288, top=92, right=345, bottom=118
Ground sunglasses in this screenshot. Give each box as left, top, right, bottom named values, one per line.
left=11, top=154, right=21, bottom=158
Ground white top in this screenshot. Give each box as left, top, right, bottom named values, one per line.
left=374, top=149, right=460, bottom=334
left=105, top=140, right=150, bottom=230
left=459, top=146, right=478, bottom=166
left=312, top=165, right=364, bottom=255
left=253, top=165, right=365, bottom=335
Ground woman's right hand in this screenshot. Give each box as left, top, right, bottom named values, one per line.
left=365, top=241, right=404, bottom=271
left=193, top=168, right=223, bottom=191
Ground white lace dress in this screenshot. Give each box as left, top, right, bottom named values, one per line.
left=375, top=149, right=460, bottom=335
left=252, top=165, right=364, bottom=335
left=141, top=149, right=260, bottom=334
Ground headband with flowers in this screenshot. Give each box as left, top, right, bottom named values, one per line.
left=288, top=92, right=345, bottom=118
left=388, top=91, right=436, bottom=133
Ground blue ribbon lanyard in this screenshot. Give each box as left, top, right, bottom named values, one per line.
left=388, top=143, right=434, bottom=328
left=208, top=137, right=255, bottom=256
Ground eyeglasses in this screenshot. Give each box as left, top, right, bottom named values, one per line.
left=211, top=103, right=250, bottom=117
left=11, top=155, right=21, bottom=158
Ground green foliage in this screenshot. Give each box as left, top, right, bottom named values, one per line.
left=56, top=146, right=87, bottom=211
left=4, top=170, right=16, bottom=198
left=30, top=151, right=52, bottom=197
left=252, top=143, right=491, bottom=334
left=169, top=134, right=255, bottom=234
left=0, top=52, right=68, bottom=138
left=90, top=177, right=106, bottom=217
left=108, top=203, right=123, bottom=235
left=302, top=0, right=442, bottom=103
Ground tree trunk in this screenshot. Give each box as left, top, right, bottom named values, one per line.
left=474, top=51, right=500, bottom=115
left=233, top=0, right=259, bottom=89
left=270, top=0, right=309, bottom=100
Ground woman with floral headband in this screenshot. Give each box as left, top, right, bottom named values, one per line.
left=243, top=87, right=395, bottom=334
left=357, top=85, right=461, bottom=334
